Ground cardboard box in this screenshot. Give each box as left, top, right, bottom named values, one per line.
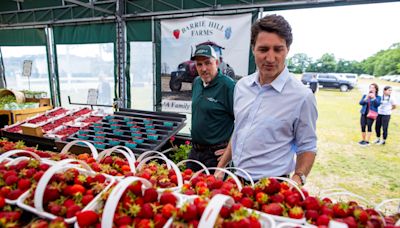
left=21, top=123, right=43, bottom=137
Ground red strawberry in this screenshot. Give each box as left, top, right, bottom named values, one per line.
left=317, top=214, right=331, bottom=226
left=288, top=206, right=304, bottom=219
left=0, top=196, right=5, bottom=208
left=230, top=203, right=242, bottom=213
left=0, top=211, right=21, bottom=221
left=264, top=178, right=281, bottom=194
left=39, top=163, right=50, bottom=171
left=94, top=174, right=106, bottom=183
left=66, top=204, right=82, bottom=218
left=255, top=192, right=268, bottom=204
left=159, top=192, right=177, bottom=206
left=0, top=186, right=11, bottom=198
left=343, top=216, right=357, bottom=228
left=332, top=202, right=350, bottom=218
left=49, top=203, right=63, bottom=215
left=262, top=203, right=283, bottom=216
left=137, top=219, right=153, bottom=228
left=241, top=186, right=254, bottom=198
left=138, top=203, right=154, bottom=219
left=353, top=208, right=369, bottom=224
left=115, top=215, right=132, bottom=226
left=76, top=210, right=99, bottom=227
left=240, top=197, right=254, bottom=208
left=17, top=178, right=31, bottom=191
left=49, top=217, right=68, bottom=228
left=270, top=193, right=285, bottom=203
left=161, top=203, right=177, bottom=219
left=181, top=203, right=198, bottom=222
left=154, top=213, right=167, bottom=228
left=321, top=205, right=334, bottom=217
left=102, top=156, right=113, bottom=164
left=302, top=196, right=320, bottom=211
left=209, top=179, right=223, bottom=190
left=74, top=174, right=87, bottom=185
left=33, top=171, right=45, bottom=182
left=285, top=192, right=301, bottom=207
left=143, top=188, right=158, bottom=203
left=70, top=184, right=86, bottom=195
left=16, top=160, right=29, bottom=170
left=127, top=181, right=143, bottom=196
left=5, top=175, right=19, bottom=185
left=63, top=199, right=76, bottom=208
left=29, top=219, right=48, bottom=228
left=305, top=209, right=319, bottom=222
left=82, top=194, right=94, bottom=206
left=219, top=206, right=230, bottom=219
left=8, top=189, right=23, bottom=200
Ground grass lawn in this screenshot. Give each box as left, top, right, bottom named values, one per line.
left=307, top=79, right=400, bottom=206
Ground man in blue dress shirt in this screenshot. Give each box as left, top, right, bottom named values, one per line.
left=216, top=14, right=318, bottom=186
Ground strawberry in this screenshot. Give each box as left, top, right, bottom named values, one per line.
left=137, top=219, right=153, bottom=228
left=255, top=192, right=268, bottom=204
left=343, top=216, right=357, bottom=228
left=154, top=213, right=167, bottom=228
left=288, top=206, right=304, bottom=219
left=76, top=210, right=99, bottom=227
left=137, top=203, right=154, bottom=219
left=17, top=178, right=31, bottom=191
left=264, top=178, right=281, bottom=194
left=241, top=186, right=254, bottom=198
left=181, top=203, right=198, bottom=222
left=305, top=209, right=319, bottom=222
left=209, top=179, right=223, bottom=190
left=8, top=189, right=23, bottom=200
left=127, top=181, right=143, bottom=196
left=143, top=188, right=158, bottom=203
left=270, top=193, right=285, bottom=203
left=240, top=197, right=254, bottom=208
left=0, top=211, right=21, bottom=221
left=332, top=202, right=350, bottom=218
left=219, top=206, right=230, bottom=218
left=302, top=196, right=320, bottom=211
left=115, top=215, right=132, bottom=226
left=70, top=184, right=86, bottom=195
left=5, top=175, right=19, bottom=185
left=66, top=204, right=82, bottom=218
left=63, top=199, right=76, bottom=208
left=262, top=203, right=283, bottom=216
left=159, top=192, right=177, bottom=206
left=74, top=174, right=87, bottom=185
left=285, top=192, right=301, bottom=207
left=33, top=171, right=45, bottom=182
left=0, top=196, right=5, bottom=208
left=49, top=203, right=63, bottom=215
left=49, top=217, right=68, bottom=228
left=353, top=208, right=369, bottom=224
left=82, top=194, right=94, bottom=206
left=16, top=160, right=29, bottom=170
left=39, top=163, right=50, bottom=171
left=317, top=214, right=331, bottom=226
left=161, top=203, right=177, bottom=219
left=29, top=219, right=49, bottom=228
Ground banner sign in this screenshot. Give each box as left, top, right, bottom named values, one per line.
left=160, top=13, right=252, bottom=113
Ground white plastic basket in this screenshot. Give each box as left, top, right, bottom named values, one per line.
left=199, top=194, right=276, bottom=228
left=16, top=159, right=115, bottom=224
left=0, top=149, right=48, bottom=205
left=96, top=146, right=137, bottom=175
left=136, top=155, right=183, bottom=192
left=190, top=167, right=243, bottom=191
left=59, top=140, right=99, bottom=160
left=225, top=167, right=255, bottom=187
left=176, top=159, right=210, bottom=175
left=101, top=176, right=152, bottom=228
left=136, top=150, right=171, bottom=168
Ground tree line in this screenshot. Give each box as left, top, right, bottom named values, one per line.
left=287, top=42, right=400, bottom=76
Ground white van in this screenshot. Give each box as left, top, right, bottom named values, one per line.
left=340, top=73, right=358, bottom=84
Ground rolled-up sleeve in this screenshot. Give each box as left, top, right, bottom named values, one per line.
left=294, top=92, right=318, bottom=154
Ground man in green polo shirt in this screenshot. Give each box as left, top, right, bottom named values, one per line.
left=188, top=44, right=236, bottom=172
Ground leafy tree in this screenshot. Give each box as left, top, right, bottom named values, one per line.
left=287, top=53, right=312, bottom=73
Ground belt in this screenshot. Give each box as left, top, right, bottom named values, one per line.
left=192, top=142, right=228, bottom=151
left=237, top=174, right=290, bottom=186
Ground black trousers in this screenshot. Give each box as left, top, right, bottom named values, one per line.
left=186, top=143, right=227, bottom=173
left=375, top=114, right=391, bottom=140
left=360, top=114, right=374, bottom=132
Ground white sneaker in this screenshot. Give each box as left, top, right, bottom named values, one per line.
left=376, top=140, right=385, bottom=145
left=373, top=138, right=381, bottom=144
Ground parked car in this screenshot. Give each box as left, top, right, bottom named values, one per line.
left=340, top=73, right=358, bottom=84
left=317, top=73, right=354, bottom=92
left=359, top=74, right=375, bottom=79
left=301, top=72, right=318, bottom=85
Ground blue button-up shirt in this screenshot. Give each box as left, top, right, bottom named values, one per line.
left=232, top=68, right=318, bottom=180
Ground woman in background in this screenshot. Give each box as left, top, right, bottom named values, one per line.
left=358, top=83, right=381, bottom=146
left=374, top=86, right=396, bottom=145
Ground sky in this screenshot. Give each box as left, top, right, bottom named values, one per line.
left=270, top=2, right=400, bottom=62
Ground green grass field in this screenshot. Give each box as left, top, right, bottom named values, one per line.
left=307, top=79, right=400, bottom=205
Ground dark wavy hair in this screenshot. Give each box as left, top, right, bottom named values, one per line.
left=251, top=14, right=293, bottom=48
left=370, top=83, right=379, bottom=95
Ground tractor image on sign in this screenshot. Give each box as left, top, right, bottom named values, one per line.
left=169, top=41, right=236, bottom=92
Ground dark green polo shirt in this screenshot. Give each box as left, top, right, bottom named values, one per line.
left=191, top=72, right=235, bottom=145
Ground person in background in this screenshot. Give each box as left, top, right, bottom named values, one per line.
left=309, top=74, right=318, bottom=94
left=188, top=45, right=236, bottom=172
left=374, top=86, right=396, bottom=145
left=216, top=14, right=318, bottom=186
left=358, top=83, right=381, bottom=146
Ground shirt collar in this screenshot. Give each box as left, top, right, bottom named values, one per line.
left=202, top=71, right=221, bottom=88
left=249, top=67, right=290, bottom=93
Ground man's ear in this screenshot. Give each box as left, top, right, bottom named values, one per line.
left=215, top=58, right=219, bottom=66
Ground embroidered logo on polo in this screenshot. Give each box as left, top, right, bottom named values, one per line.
left=206, top=97, right=219, bottom=103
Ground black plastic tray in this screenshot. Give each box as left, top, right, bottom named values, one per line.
left=57, top=108, right=186, bottom=155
